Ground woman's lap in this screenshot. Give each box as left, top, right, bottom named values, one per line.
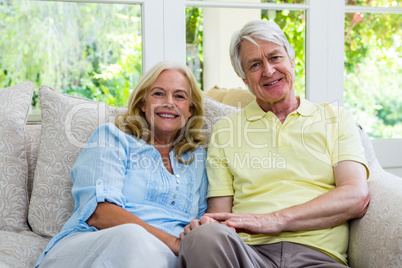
left=40, top=224, right=177, bottom=268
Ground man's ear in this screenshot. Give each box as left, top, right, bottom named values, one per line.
left=242, top=77, right=249, bottom=86
left=291, top=59, right=295, bottom=68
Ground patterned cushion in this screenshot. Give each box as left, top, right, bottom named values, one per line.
left=28, top=85, right=127, bottom=237
left=202, top=96, right=239, bottom=140
left=348, top=124, right=402, bottom=267
left=25, top=124, right=41, bottom=200
left=0, top=81, right=34, bottom=232
left=0, top=230, right=49, bottom=267
left=348, top=172, right=402, bottom=268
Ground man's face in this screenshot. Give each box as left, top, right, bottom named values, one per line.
left=240, top=38, right=295, bottom=108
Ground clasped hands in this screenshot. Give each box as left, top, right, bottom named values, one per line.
left=179, top=212, right=284, bottom=239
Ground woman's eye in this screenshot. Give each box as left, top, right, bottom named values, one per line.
left=153, top=91, right=163, bottom=96
left=175, top=94, right=186, bottom=99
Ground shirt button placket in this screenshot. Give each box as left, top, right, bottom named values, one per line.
left=171, top=174, right=180, bottom=205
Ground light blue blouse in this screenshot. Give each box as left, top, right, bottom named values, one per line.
left=36, top=123, right=208, bottom=267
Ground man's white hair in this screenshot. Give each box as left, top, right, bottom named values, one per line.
left=229, top=20, right=295, bottom=79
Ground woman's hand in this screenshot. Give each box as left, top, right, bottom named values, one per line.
left=163, top=236, right=181, bottom=256
left=179, top=216, right=218, bottom=239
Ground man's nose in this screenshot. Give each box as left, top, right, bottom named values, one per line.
left=262, top=60, right=275, bottom=77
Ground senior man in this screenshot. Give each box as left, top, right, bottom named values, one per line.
left=178, top=20, right=370, bottom=268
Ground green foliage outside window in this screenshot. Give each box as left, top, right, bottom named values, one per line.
left=344, top=10, right=402, bottom=138
left=0, top=0, right=142, bottom=108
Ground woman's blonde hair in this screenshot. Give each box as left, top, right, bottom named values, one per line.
left=115, top=61, right=206, bottom=164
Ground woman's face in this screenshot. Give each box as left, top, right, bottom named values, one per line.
left=141, top=69, right=193, bottom=144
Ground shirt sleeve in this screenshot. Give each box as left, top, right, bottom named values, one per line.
left=332, top=108, right=370, bottom=177
left=70, top=123, right=130, bottom=225
left=206, top=120, right=235, bottom=198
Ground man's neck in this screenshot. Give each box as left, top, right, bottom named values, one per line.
left=257, top=95, right=300, bottom=123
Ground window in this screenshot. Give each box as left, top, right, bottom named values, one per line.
left=0, top=0, right=142, bottom=120
left=2, top=0, right=401, bottom=175
left=344, top=0, right=402, bottom=176
left=344, top=2, right=402, bottom=139
left=346, top=0, right=402, bottom=7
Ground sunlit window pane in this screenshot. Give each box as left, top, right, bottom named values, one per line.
left=0, top=0, right=142, bottom=109
left=186, top=0, right=305, bottom=3
left=186, top=7, right=305, bottom=97
left=344, top=12, right=402, bottom=138
left=346, top=0, right=402, bottom=8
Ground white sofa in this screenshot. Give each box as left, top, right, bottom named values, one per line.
left=0, top=82, right=401, bottom=267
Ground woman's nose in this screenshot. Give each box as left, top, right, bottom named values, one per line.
left=163, top=95, right=174, bottom=108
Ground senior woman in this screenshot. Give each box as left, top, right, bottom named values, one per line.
left=36, top=61, right=208, bottom=268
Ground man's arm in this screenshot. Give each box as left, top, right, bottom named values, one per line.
left=88, top=201, right=181, bottom=255
left=205, top=160, right=370, bottom=235
left=206, top=196, right=233, bottom=213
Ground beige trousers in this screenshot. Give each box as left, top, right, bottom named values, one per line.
left=178, top=223, right=347, bottom=268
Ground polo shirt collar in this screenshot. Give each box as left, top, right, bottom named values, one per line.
left=244, top=96, right=317, bottom=122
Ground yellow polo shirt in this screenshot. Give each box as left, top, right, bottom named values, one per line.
left=206, top=98, right=368, bottom=265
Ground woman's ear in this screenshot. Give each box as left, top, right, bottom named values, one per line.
left=189, top=105, right=194, bottom=117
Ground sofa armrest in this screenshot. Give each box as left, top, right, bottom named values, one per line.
left=348, top=170, right=402, bottom=268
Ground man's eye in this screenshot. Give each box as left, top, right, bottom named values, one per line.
left=250, top=63, right=261, bottom=71
left=270, top=56, right=281, bottom=62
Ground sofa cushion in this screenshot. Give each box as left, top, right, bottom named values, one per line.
left=28, top=85, right=127, bottom=237
left=204, top=86, right=255, bottom=108
left=0, top=81, right=34, bottom=232
left=202, top=96, right=239, bottom=140
left=348, top=172, right=402, bottom=268
left=0, top=230, right=50, bottom=267
left=25, top=124, right=42, bottom=200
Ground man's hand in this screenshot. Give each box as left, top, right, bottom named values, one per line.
left=204, top=212, right=285, bottom=235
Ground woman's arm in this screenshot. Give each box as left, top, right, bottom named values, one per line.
left=87, top=201, right=181, bottom=255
